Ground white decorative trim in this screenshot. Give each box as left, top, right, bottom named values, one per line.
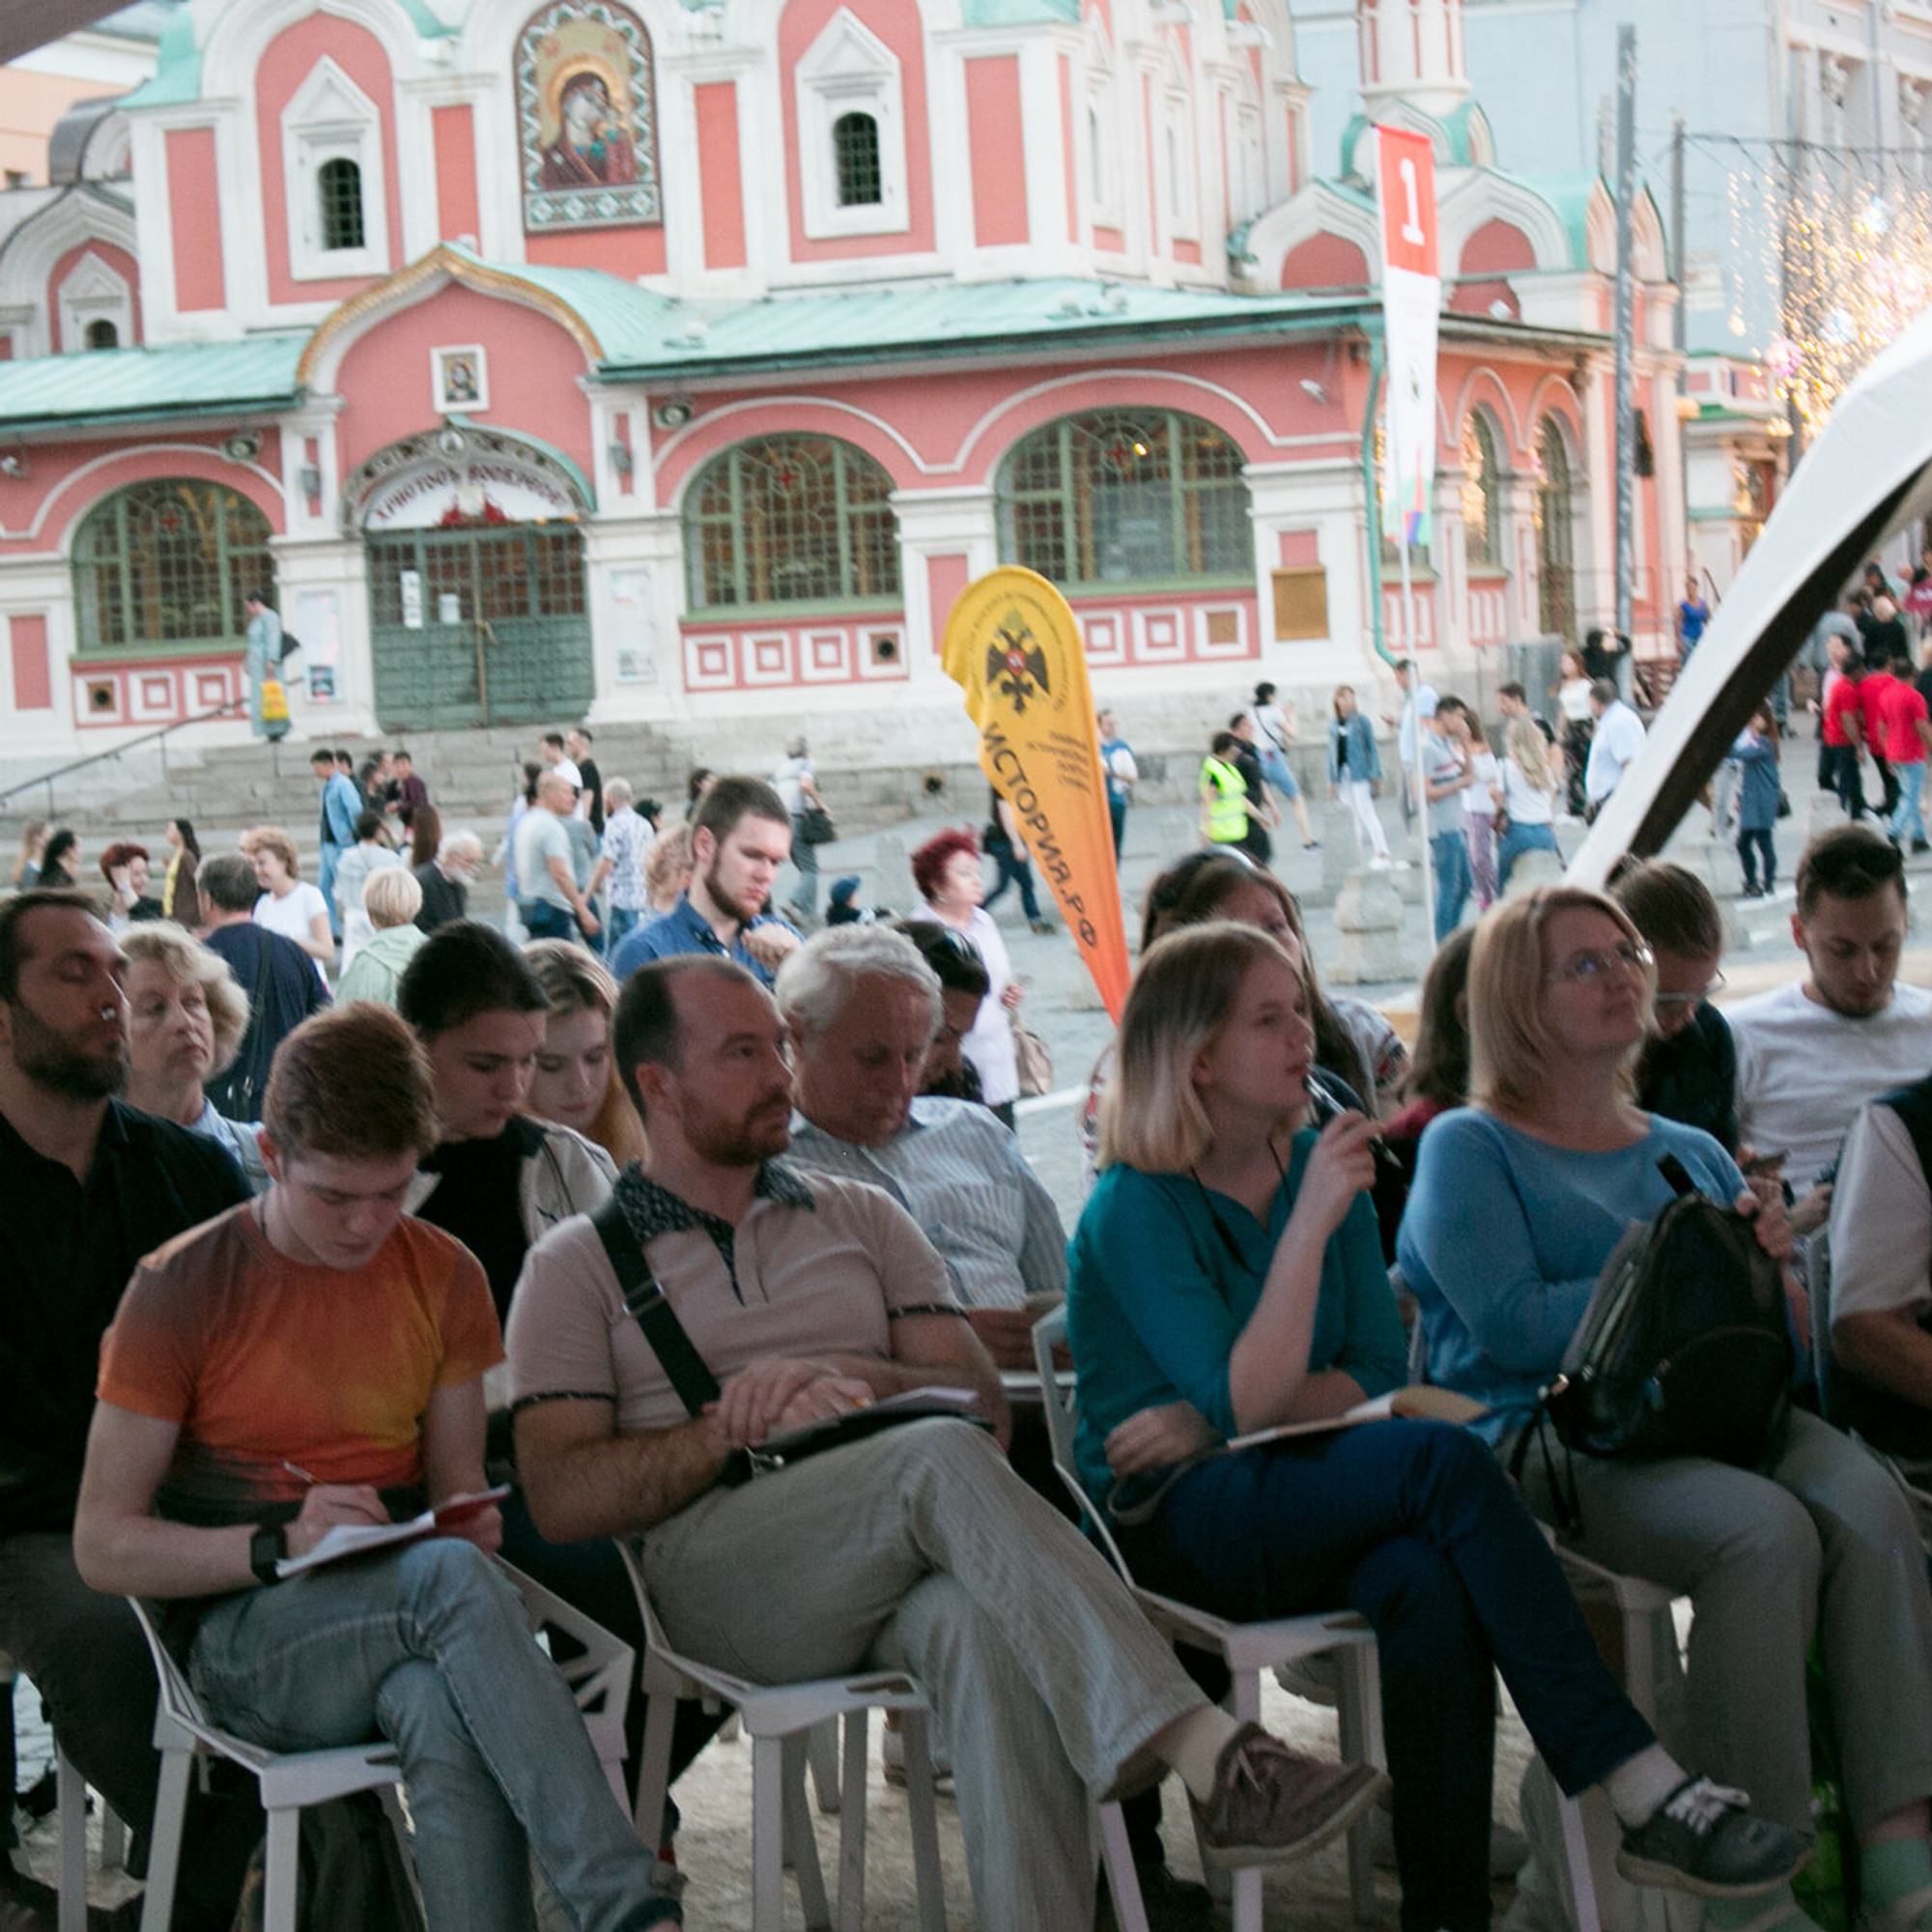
left=281, top=56, right=390, bottom=282
left=796, top=11, right=908, bottom=240
left=55, top=249, right=132, bottom=353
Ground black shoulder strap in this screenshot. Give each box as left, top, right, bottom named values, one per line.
left=1656, top=1153, right=1695, bottom=1198
left=590, top=1196, right=721, bottom=1419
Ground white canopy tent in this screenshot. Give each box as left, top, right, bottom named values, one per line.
left=1570, top=309, right=1932, bottom=888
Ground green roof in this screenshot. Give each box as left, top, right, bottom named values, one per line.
left=0, top=333, right=305, bottom=431
left=121, top=9, right=198, bottom=108
left=958, top=0, right=1080, bottom=20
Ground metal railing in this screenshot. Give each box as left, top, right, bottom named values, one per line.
left=0, top=682, right=299, bottom=819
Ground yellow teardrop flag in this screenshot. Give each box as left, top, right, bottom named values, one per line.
left=940, top=567, right=1130, bottom=1022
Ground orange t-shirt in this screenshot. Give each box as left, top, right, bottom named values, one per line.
left=97, top=1205, right=501, bottom=1528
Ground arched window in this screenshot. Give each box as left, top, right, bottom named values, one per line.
left=1461, top=412, right=1503, bottom=569
left=84, top=318, right=119, bottom=351
left=834, top=112, right=883, bottom=208
left=997, top=410, right=1250, bottom=589
left=685, top=436, right=900, bottom=611
left=73, top=480, right=273, bottom=656
left=318, top=156, right=365, bottom=252
left=1533, top=413, right=1577, bottom=642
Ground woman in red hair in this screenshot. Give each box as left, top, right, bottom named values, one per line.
left=912, top=827, right=1024, bottom=1127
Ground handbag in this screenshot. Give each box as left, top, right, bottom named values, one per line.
left=796, top=804, right=836, bottom=847
left=259, top=676, right=290, bottom=725
left=1010, top=1018, right=1053, bottom=1098
left=1511, top=1154, right=1792, bottom=1527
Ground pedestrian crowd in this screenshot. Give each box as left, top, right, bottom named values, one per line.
left=7, top=639, right=1932, bottom=1932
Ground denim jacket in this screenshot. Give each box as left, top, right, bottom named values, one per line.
left=1326, top=712, right=1382, bottom=785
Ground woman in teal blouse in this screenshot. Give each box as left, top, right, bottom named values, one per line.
left=1066, top=922, right=1804, bottom=1932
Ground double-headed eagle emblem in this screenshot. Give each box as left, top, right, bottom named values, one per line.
left=986, top=615, right=1051, bottom=714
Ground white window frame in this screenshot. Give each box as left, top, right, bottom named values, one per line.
left=796, top=11, right=908, bottom=239
left=1085, top=33, right=1123, bottom=227
left=57, top=251, right=132, bottom=354
left=281, top=56, right=388, bottom=282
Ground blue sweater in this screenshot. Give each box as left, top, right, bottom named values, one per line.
left=1065, top=1136, right=1406, bottom=1502
left=1395, top=1108, right=1746, bottom=1438
left=1732, top=728, right=1780, bottom=833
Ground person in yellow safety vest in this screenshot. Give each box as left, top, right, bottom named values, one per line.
left=1200, top=730, right=1265, bottom=862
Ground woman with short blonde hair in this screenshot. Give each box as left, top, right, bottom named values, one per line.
left=333, top=867, right=428, bottom=1008
left=1071, top=918, right=1801, bottom=1932
left=1400, top=888, right=1932, bottom=1922
left=522, top=939, right=646, bottom=1168
left=120, top=923, right=266, bottom=1189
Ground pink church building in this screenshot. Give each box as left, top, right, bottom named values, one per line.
left=0, top=0, right=1684, bottom=760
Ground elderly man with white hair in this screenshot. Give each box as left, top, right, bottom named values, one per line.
left=414, top=827, right=483, bottom=933
left=589, top=777, right=656, bottom=960
left=776, top=924, right=1066, bottom=1373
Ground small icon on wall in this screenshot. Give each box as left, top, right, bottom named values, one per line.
left=433, top=346, right=487, bottom=413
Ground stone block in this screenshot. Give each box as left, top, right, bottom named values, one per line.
left=1500, top=844, right=1566, bottom=898
left=1326, top=868, right=1419, bottom=985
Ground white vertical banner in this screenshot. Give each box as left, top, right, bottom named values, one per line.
left=1376, top=125, right=1442, bottom=549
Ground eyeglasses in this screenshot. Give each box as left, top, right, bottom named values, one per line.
left=1548, top=941, right=1654, bottom=986
left=1654, top=971, right=1726, bottom=1009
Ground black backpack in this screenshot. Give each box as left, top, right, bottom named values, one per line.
left=1515, top=1155, right=1792, bottom=1520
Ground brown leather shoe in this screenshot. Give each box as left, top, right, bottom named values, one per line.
left=1188, top=1724, right=1388, bottom=1870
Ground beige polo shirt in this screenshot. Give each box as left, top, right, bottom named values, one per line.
left=506, top=1161, right=961, bottom=1433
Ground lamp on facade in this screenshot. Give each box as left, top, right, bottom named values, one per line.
left=610, top=441, right=634, bottom=476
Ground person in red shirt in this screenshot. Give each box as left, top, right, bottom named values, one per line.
left=1858, top=656, right=1901, bottom=821
left=1823, top=656, right=1868, bottom=819
left=1881, top=654, right=1932, bottom=851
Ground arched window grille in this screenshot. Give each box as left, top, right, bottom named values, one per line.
left=1533, top=413, right=1577, bottom=642
left=318, top=156, right=365, bottom=251
left=1462, top=412, right=1503, bottom=568
left=833, top=112, right=883, bottom=208
left=685, top=435, right=900, bottom=610
left=997, top=410, right=1250, bottom=588
left=73, top=480, right=273, bottom=655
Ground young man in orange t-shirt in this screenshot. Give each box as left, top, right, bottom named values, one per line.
left=1823, top=656, right=1869, bottom=819
left=73, top=1003, right=680, bottom=1932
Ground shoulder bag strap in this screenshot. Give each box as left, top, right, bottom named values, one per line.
left=590, top=1196, right=722, bottom=1419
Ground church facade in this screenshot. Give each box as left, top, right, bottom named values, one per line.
left=0, top=0, right=1683, bottom=759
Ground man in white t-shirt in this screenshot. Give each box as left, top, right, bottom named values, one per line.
left=1383, top=660, right=1438, bottom=825
left=1583, top=680, right=1647, bottom=811
left=1727, top=825, right=1932, bottom=1231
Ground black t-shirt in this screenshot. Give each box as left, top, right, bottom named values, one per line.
left=0, top=1101, right=248, bottom=1535
left=412, top=861, right=468, bottom=933
left=203, top=923, right=329, bottom=1118
left=1636, top=1002, right=1739, bottom=1155
left=416, top=1120, right=541, bottom=1322
left=579, top=757, right=605, bottom=837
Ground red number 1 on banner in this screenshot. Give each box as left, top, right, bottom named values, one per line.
left=1376, top=126, right=1438, bottom=278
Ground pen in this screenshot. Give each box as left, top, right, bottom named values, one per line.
left=282, top=1460, right=319, bottom=1486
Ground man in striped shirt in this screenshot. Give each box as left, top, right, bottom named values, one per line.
left=776, top=924, right=1066, bottom=1372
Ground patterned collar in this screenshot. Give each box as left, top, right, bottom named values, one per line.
left=613, top=1159, right=815, bottom=1294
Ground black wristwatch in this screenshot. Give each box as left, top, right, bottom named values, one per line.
left=249, top=1521, right=287, bottom=1586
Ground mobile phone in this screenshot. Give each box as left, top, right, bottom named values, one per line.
left=1739, top=1148, right=1788, bottom=1176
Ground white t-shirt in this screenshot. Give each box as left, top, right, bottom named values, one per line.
left=1558, top=677, right=1594, bottom=724
left=952, top=905, right=1019, bottom=1108
left=1464, top=749, right=1500, bottom=821
left=1249, top=702, right=1294, bottom=754
left=770, top=754, right=813, bottom=816
left=1727, top=978, right=1932, bottom=1192
left=1500, top=758, right=1556, bottom=825
left=253, top=882, right=330, bottom=983
left=1584, top=701, right=1646, bottom=803
left=1831, top=1099, right=1932, bottom=1327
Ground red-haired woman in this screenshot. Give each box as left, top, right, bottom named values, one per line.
left=912, top=827, right=1023, bottom=1127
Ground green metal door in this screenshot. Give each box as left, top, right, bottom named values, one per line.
left=367, top=524, right=593, bottom=730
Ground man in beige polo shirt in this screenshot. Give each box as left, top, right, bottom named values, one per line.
left=506, top=955, right=1382, bottom=1927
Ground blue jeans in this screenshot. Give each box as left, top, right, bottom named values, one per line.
left=982, top=839, right=1043, bottom=923
left=603, top=904, right=641, bottom=960
left=1892, top=760, right=1927, bottom=845
left=1738, top=826, right=1776, bottom=894
left=1108, top=794, right=1126, bottom=860
left=1495, top=819, right=1558, bottom=893
left=190, top=1539, right=679, bottom=1932
left=1120, top=1423, right=1653, bottom=1932
left=1431, top=829, right=1471, bottom=943
left=521, top=899, right=579, bottom=943
left=1256, top=743, right=1300, bottom=801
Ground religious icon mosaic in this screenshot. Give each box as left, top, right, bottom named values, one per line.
left=517, top=1, right=662, bottom=232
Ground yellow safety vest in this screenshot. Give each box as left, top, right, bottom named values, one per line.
left=1202, top=756, right=1249, bottom=842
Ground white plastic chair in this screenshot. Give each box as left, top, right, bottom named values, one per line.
left=128, top=1556, right=634, bottom=1932
left=618, top=1537, right=950, bottom=1932
left=1032, top=1307, right=1383, bottom=1930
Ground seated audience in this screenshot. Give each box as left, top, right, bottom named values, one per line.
left=895, top=918, right=991, bottom=1104
left=612, top=778, right=798, bottom=985
left=1612, top=860, right=1739, bottom=1152
left=334, top=865, right=428, bottom=1007
left=779, top=925, right=1066, bottom=1373
left=509, top=955, right=1389, bottom=1927
left=1827, top=1073, right=1932, bottom=1476
left=71, top=1003, right=681, bottom=1932
left=122, top=923, right=267, bottom=1191
left=1728, top=825, right=1932, bottom=1230
left=1399, top=886, right=1932, bottom=1932
left=199, top=851, right=329, bottom=1122
left=0, top=891, right=257, bottom=1931
left=524, top=938, right=647, bottom=1169
left=1068, top=921, right=1805, bottom=1932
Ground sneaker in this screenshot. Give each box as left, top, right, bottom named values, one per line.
left=1367, top=855, right=1392, bottom=871
left=1615, top=1776, right=1812, bottom=1897
left=1302, top=840, right=1322, bottom=851
left=1029, top=920, right=1057, bottom=935
left=1188, top=1723, right=1388, bottom=1870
